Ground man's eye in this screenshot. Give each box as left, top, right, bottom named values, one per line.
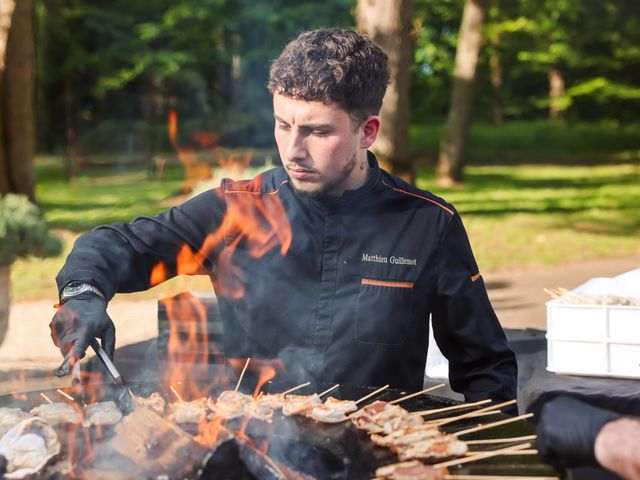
left=314, top=130, right=329, bottom=136
left=278, top=124, right=290, bottom=131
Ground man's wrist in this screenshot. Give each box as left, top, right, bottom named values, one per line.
left=60, top=281, right=105, bottom=303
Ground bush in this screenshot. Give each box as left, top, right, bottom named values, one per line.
left=0, top=194, right=62, bottom=266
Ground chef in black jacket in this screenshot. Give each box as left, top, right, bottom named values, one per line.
left=50, top=27, right=517, bottom=407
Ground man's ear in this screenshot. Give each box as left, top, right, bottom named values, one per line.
left=360, top=116, right=381, bottom=149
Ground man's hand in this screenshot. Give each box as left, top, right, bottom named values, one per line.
left=49, top=292, right=115, bottom=376
left=536, top=395, right=620, bottom=470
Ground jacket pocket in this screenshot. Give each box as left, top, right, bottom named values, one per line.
left=355, top=278, right=414, bottom=345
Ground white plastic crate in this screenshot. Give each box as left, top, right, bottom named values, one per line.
left=546, top=299, right=640, bottom=379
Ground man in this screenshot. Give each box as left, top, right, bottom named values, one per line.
left=51, top=28, right=517, bottom=405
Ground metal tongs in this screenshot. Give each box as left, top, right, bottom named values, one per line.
left=89, top=338, right=134, bottom=413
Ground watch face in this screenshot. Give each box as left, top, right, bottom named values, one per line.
left=65, top=285, right=84, bottom=295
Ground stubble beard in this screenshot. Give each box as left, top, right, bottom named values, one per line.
left=290, top=151, right=359, bottom=200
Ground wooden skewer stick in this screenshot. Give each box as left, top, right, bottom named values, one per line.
left=56, top=389, right=74, bottom=402
left=412, top=398, right=492, bottom=417
left=40, top=392, right=54, bottom=404
left=465, top=434, right=537, bottom=445
left=318, top=384, right=340, bottom=398
left=281, top=381, right=311, bottom=396
left=454, top=413, right=534, bottom=437
left=234, top=358, right=251, bottom=392
left=169, top=385, right=184, bottom=402
left=543, top=287, right=561, bottom=298
left=389, top=383, right=445, bottom=405
left=444, top=475, right=559, bottom=480
left=466, top=449, right=538, bottom=456
left=432, top=442, right=531, bottom=468
left=355, top=384, right=390, bottom=405
left=430, top=410, right=502, bottom=426
left=435, top=399, right=516, bottom=427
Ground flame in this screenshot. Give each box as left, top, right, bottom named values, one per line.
left=167, top=108, right=218, bottom=193
left=195, top=415, right=223, bottom=447
left=168, top=109, right=178, bottom=148
left=160, top=293, right=212, bottom=399
left=150, top=261, right=170, bottom=286
left=253, top=366, right=276, bottom=398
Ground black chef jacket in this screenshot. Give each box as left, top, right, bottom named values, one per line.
left=57, top=153, right=517, bottom=404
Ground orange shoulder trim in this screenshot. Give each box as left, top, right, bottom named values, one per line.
left=381, top=179, right=454, bottom=215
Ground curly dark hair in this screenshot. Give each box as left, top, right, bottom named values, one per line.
left=268, top=28, right=389, bottom=127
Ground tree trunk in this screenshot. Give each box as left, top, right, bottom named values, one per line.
left=548, top=67, right=565, bottom=120
left=0, top=0, right=35, bottom=201
left=356, top=0, right=415, bottom=183
left=437, top=0, right=488, bottom=186
left=489, top=34, right=503, bottom=125
left=0, top=0, right=16, bottom=195
left=0, top=264, right=9, bottom=345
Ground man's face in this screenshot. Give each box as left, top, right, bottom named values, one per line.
left=273, top=94, right=374, bottom=198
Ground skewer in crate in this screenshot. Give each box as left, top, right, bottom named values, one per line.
left=157, top=291, right=225, bottom=365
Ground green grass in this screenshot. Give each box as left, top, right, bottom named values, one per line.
left=35, top=156, right=186, bottom=231
left=411, top=121, right=640, bottom=163
left=418, top=163, right=640, bottom=270
left=9, top=154, right=640, bottom=302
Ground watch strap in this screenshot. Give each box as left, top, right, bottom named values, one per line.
left=60, top=282, right=105, bottom=303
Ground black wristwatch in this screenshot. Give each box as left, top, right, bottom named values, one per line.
left=60, top=282, right=105, bottom=303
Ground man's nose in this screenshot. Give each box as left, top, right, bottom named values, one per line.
left=285, top=131, right=307, bottom=162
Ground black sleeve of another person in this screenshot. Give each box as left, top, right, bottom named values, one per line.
left=431, top=212, right=518, bottom=412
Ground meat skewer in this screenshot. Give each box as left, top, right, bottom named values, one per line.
left=280, top=381, right=311, bottom=395
left=169, top=385, right=184, bottom=402
left=453, top=413, right=534, bottom=437
left=429, top=410, right=501, bottom=426
left=435, top=399, right=516, bottom=427
left=55, top=389, right=74, bottom=402
left=432, top=442, right=532, bottom=468
left=355, top=384, right=390, bottom=405
left=30, top=402, right=82, bottom=426
left=234, top=357, right=251, bottom=391
left=411, top=399, right=491, bottom=418
left=465, top=449, right=538, bottom=456
left=464, top=434, right=537, bottom=445
left=444, top=475, right=559, bottom=480
left=375, top=460, right=447, bottom=479
left=308, top=397, right=359, bottom=423
left=389, top=384, right=445, bottom=405
left=39, top=393, right=54, bottom=405
left=395, top=435, right=469, bottom=462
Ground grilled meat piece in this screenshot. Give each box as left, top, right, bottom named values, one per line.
left=132, top=392, right=166, bottom=415
left=207, top=391, right=252, bottom=420
left=281, top=394, right=321, bottom=416
left=30, top=403, right=81, bottom=426
left=309, top=397, right=358, bottom=423
left=169, top=397, right=209, bottom=423
left=395, top=436, right=468, bottom=463
left=83, top=401, right=123, bottom=426
left=371, top=423, right=443, bottom=448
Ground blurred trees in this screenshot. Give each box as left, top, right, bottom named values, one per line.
left=33, top=0, right=640, bottom=170
left=0, top=0, right=36, bottom=201
left=37, top=0, right=353, bottom=163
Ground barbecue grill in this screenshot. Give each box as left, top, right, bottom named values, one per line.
left=0, top=366, right=559, bottom=479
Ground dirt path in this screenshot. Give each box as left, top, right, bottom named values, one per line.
left=1, top=254, right=638, bottom=378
